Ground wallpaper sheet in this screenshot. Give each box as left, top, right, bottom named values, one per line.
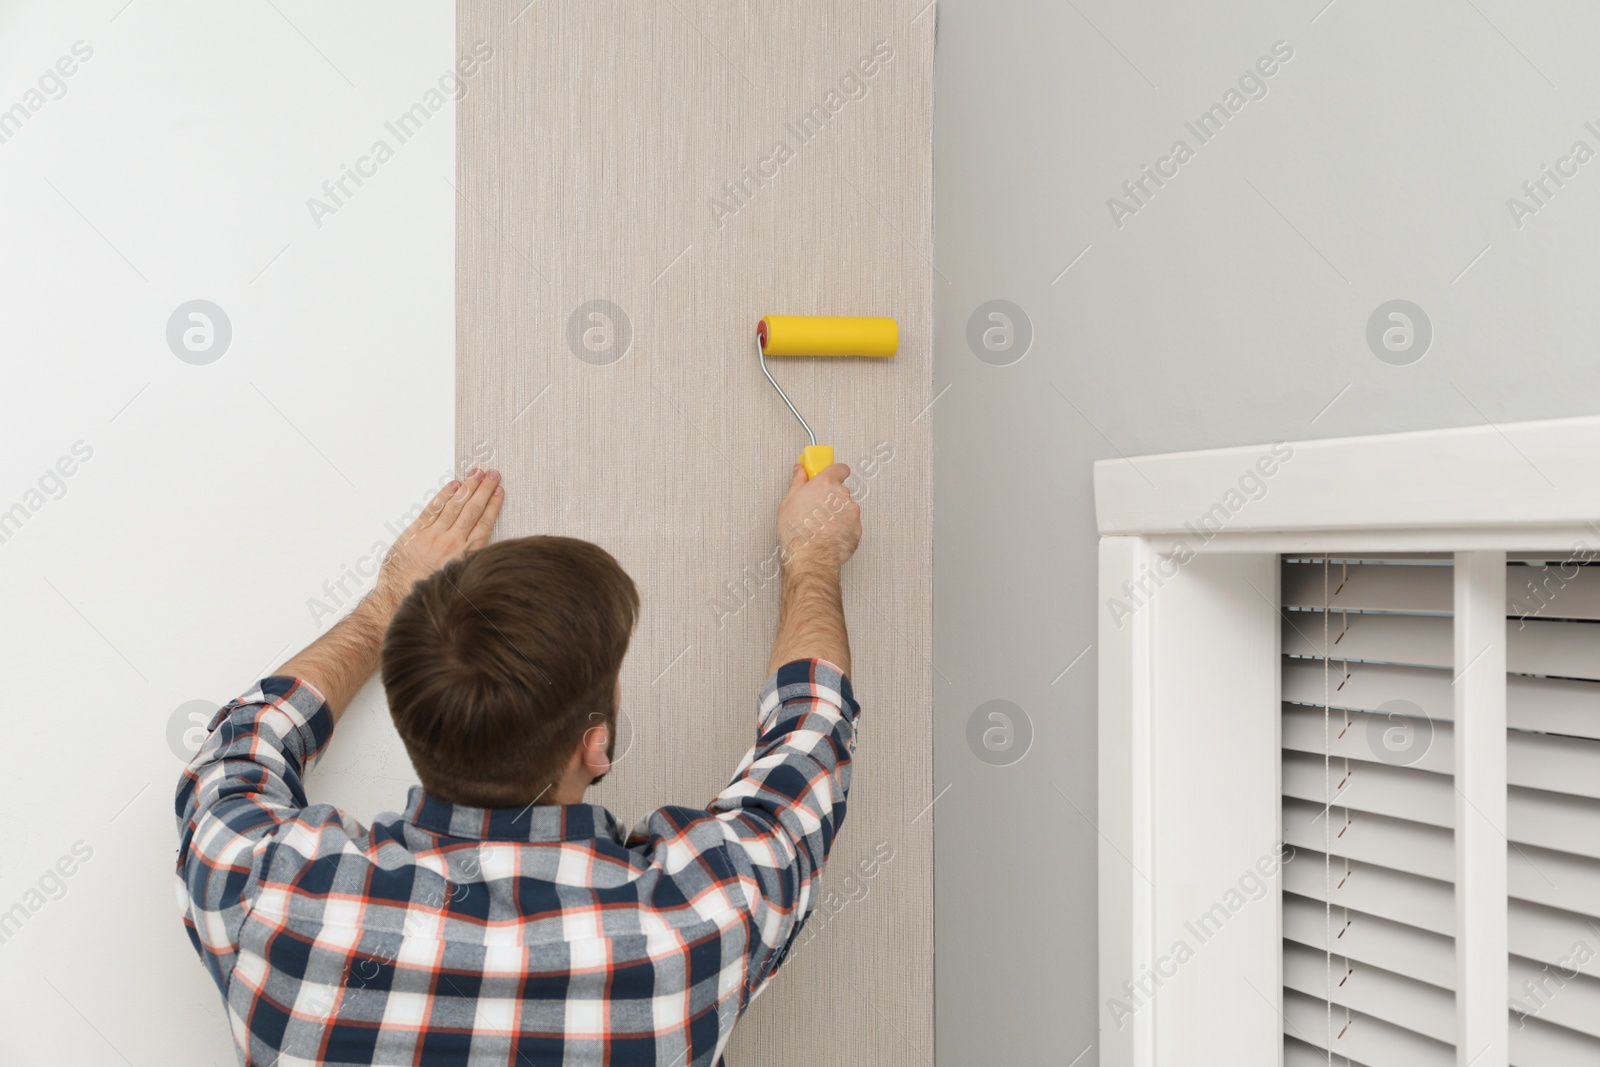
left=455, top=2, right=934, bottom=1062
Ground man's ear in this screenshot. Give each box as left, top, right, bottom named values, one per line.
left=580, top=721, right=611, bottom=781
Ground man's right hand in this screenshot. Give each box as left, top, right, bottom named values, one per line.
left=776, top=462, right=862, bottom=572
left=768, top=462, right=858, bottom=677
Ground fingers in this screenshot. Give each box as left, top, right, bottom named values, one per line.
left=465, top=474, right=505, bottom=550
left=815, top=462, right=851, bottom=485
left=438, top=469, right=485, bottom=527
left=416, top=478, right=461, bottom=529
left=787, top=463, right=808, bottom=493
left=453, top=468, right=500, bottom=532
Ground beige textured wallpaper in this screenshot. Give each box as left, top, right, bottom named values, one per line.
left=455, top=2, right=934, bottom=1063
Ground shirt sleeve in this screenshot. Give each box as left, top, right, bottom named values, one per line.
left=699, top=657, right=859, bottom=1000
left=172, top=675, right=338, bottom=992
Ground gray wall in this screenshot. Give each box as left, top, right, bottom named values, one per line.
left=931, top=1, right=1600, bottom=1061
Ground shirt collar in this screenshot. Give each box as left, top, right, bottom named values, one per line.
left=402, top=785, right=624, bottom=844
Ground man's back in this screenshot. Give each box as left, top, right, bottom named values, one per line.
left=175, top=660, right=858, bottom=1066
left=175, top=464, right=864, bottom=1064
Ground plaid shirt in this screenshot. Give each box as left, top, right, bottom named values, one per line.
left=174, top=658, right=857, bottom=1066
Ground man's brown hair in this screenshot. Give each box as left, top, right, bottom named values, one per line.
left=381, top=535, right=639, bottom=808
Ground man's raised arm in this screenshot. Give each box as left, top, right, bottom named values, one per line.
left=766, top=461, right=861, bottom=676
left=172, top=469, right=503, bottom=989
left=691, top=461, right=865, bottom=998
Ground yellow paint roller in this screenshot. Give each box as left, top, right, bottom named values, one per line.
left=757, top=315, right=898, bottom=479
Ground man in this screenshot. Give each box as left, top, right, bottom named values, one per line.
left=175, top=461, right=863, bottom=1066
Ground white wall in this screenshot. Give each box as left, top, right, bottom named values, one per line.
left=932, top=1, right=1600, bottom=1062
left=0, top=4, right=453, bottom=1062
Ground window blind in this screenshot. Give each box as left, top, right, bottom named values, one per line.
left=1280, top=556, right=1459, bottom=1066
left=1279, top=556, right=1600, bottom=1067
left=1502, top=558, right=1600, bottom=1066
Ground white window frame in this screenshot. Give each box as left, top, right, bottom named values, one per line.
left=1094, top=415, right=1600, bottom=1067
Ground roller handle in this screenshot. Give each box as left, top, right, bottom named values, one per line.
left=800, top=444, right=834, bottom=480
left=758, top=314, right=894, bottom=480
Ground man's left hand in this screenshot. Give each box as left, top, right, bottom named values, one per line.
left=375, top=469, right=505, bottom=610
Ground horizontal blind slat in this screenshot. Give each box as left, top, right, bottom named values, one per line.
left=1509, top=955, right=1600, bottom=1040
left=1285, top=1035, right=1372, bottom=1067
left=1510, top=1010, right=1600, bottom=1067
left=1283, top=659, right=1454, bottom=719
left=1509, top=843, right=1600, bottom=917
left=1282, top=561, right=1453, bottom=613
left=1507, top=562, right=1600, bottom=622
left=1282, top=749, right=1453, bottom=827
left=1283, top=706, right=1600, bottom=796
left=1284, top=662, right=1600, bottom=740
left=1285, top=612, right=1600, bottom=680
left=1508, top=674, right=1600, bottom=740
left=1508, top=732, right=1600, bottom=803
left=1508, top=786, right=1600, bottom=859
left=1283, top=798, right=1453, bottom=881
left=1504, top=675, right=1600, bottom=742
left=1282, top=704, right=1453, bottom=775
left=1284, top=612, right=1451, bottom=668
left=1283, top=892, right=1455, bottom=989
left=1509, top=618, right=1600, bottom=681
left=1509, top=899, right=1600, bottom=980
left=1283, top=940, right=1455, bottom=1043
left=1283, top=849, right=1454, bottom=936
left=1313, top=776, right=1600, bottom=854
left=1282, top=988, right=1454, bottom=1067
